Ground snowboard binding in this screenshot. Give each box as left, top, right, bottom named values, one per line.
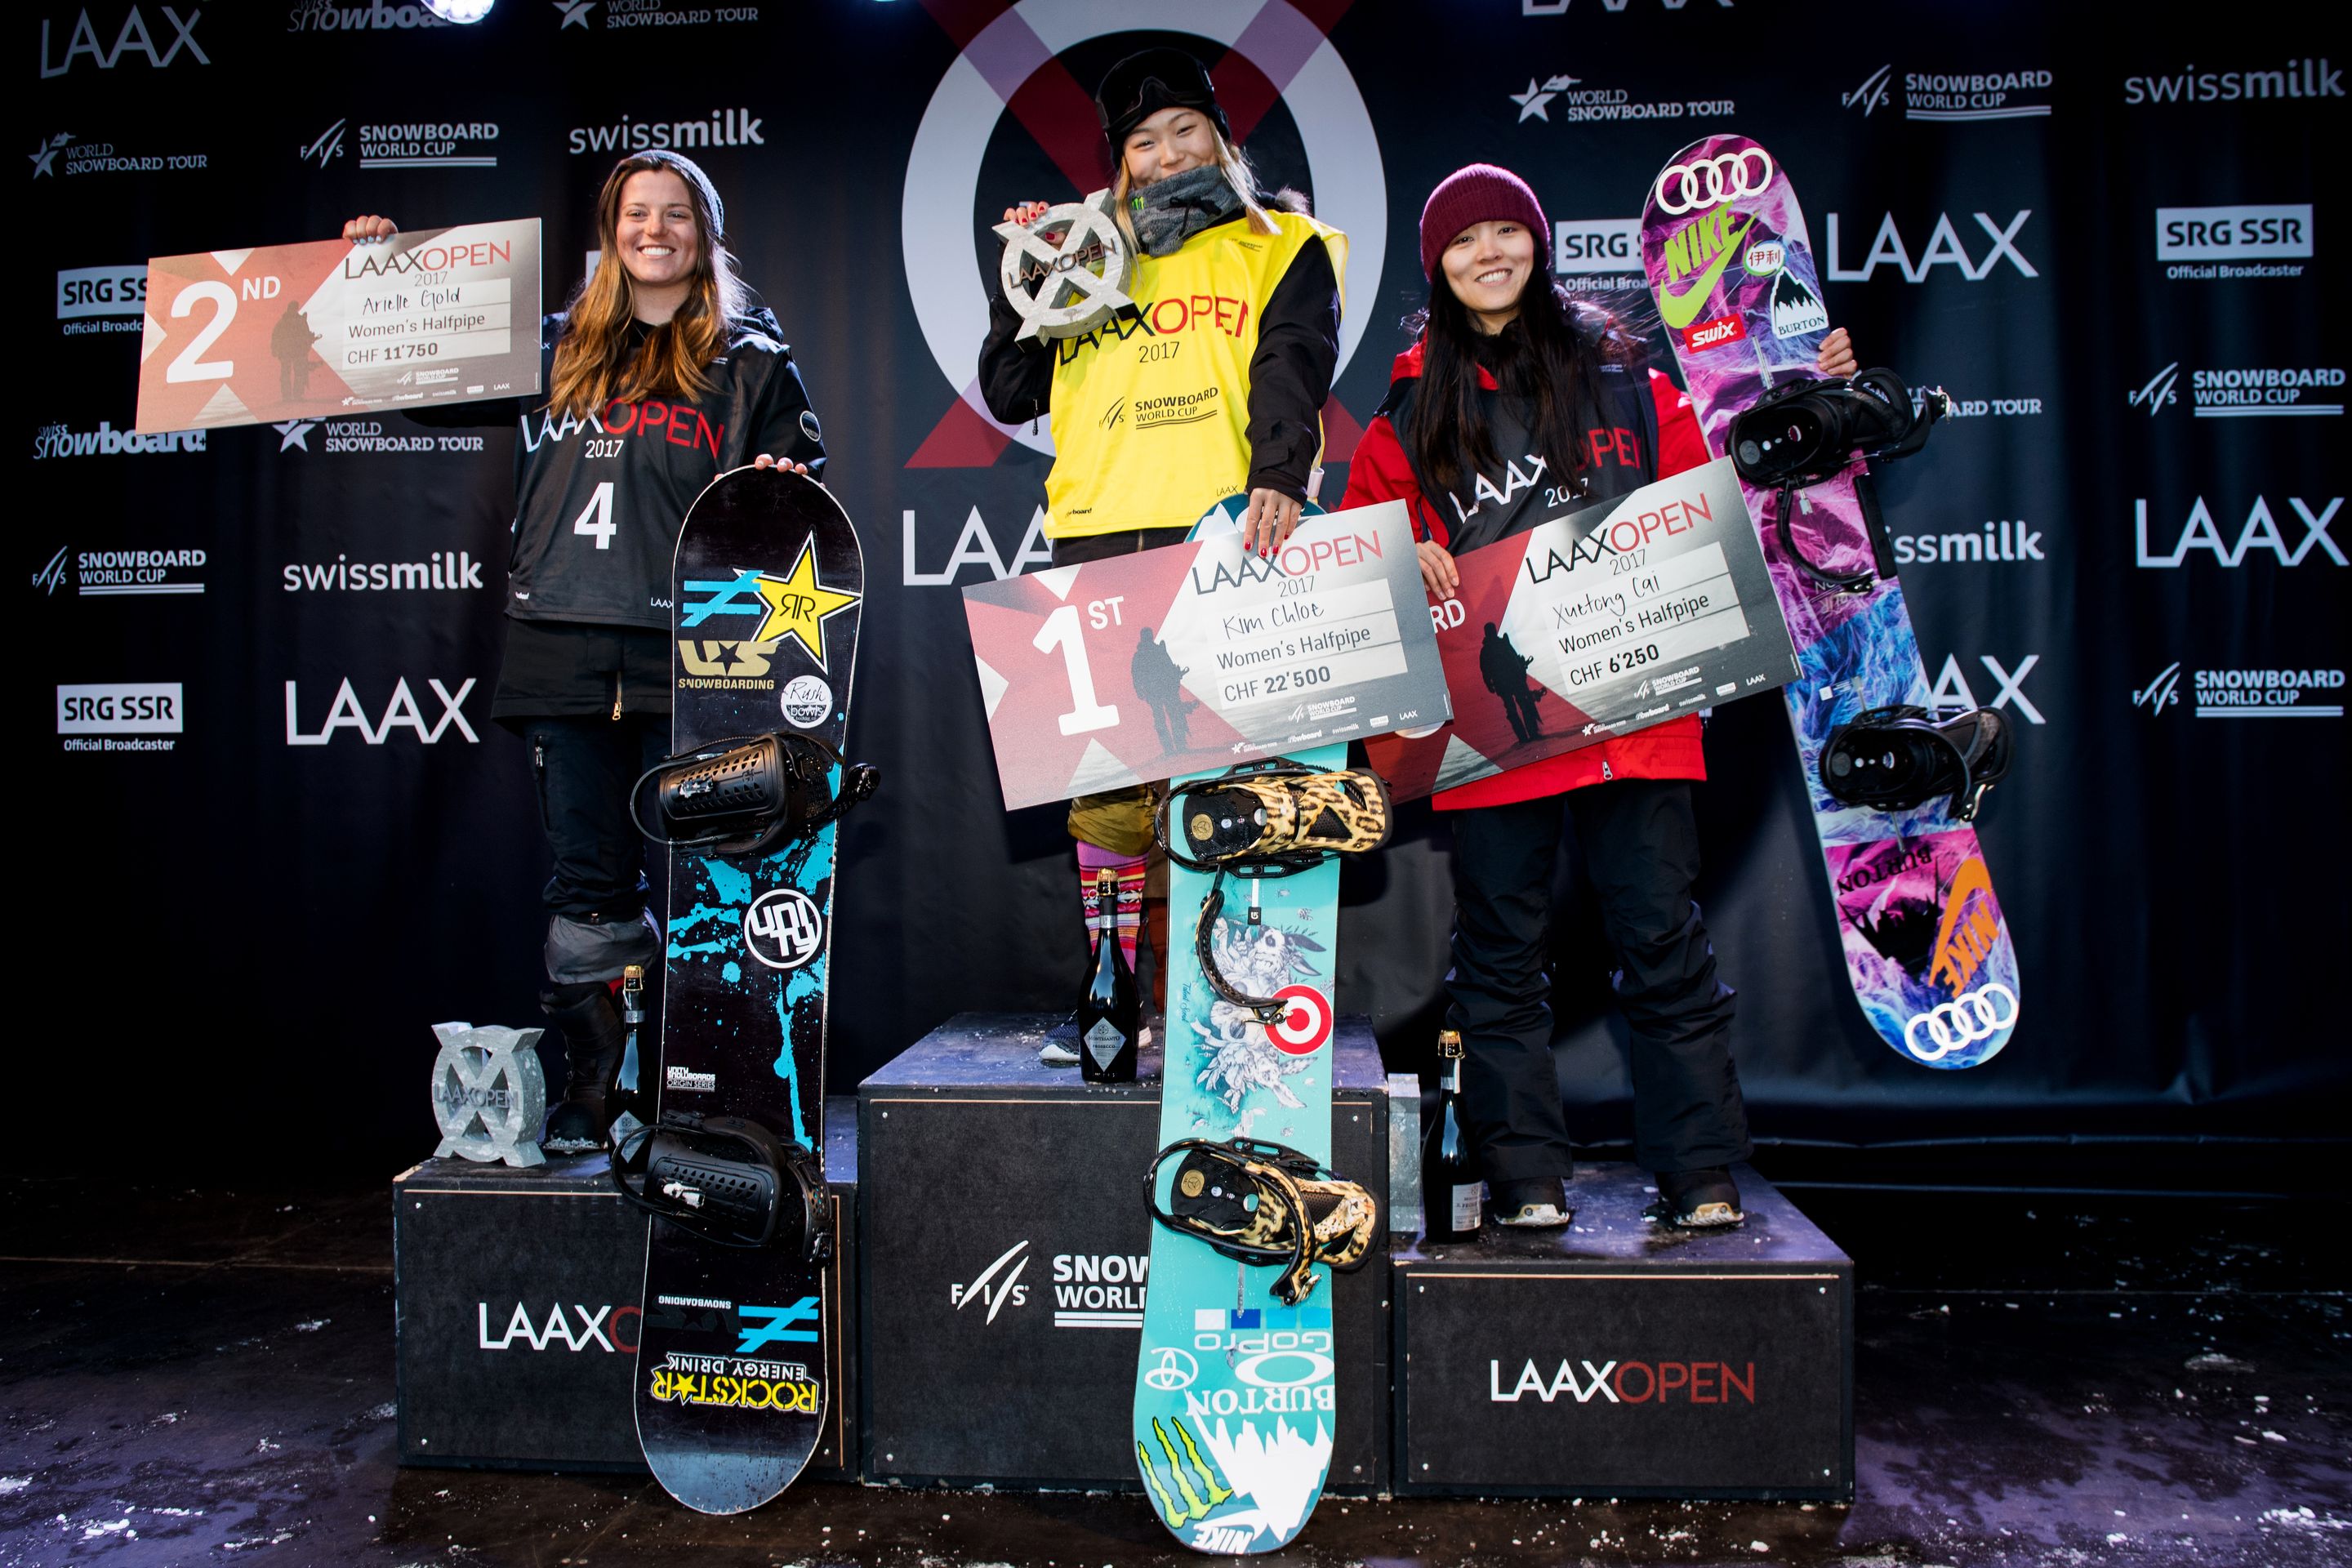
left=1145, top=1136, right=1378, bottom=1306
left=1159, top=760, right=1392, bottom=1023
left=1820, top=703, right=2014, bottom=822
left=1729, top=368, right=1949, bottom=595
left=629, top=731, right=880, bottom=858
left=612, top=1109, right=832, bottom=1259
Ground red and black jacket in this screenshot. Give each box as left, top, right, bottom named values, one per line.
left=1342, top=339, right=1713, bottom=810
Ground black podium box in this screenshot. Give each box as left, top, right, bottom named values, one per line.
left=858, top=1013, right=1396, bottom=1494
left=1394, top=1163, right=1851, bottom=1499
left=393, top=1098, right=859, bottom=1477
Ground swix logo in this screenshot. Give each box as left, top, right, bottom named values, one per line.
left=2130, top=363, right=2181, bottom=416
left=2132, top=662, right=2183, bottom=714
left=38, top=7, right=208, bottom=76
left=2135, top=496, right=2345, bottom=568
left=283, top=678, right=479, bottom=745
left=949, top=1240, right=1031, bottom=1323
left=902, top=505, right=1053, bottom=586
left=477, top=1301, right=639, bottom=1353
left=1927, top=654, right=2045, bottom=724
left=300, top=119, right=345, bottom=167
left=1490, top=1356, right=1757, bottom=1405
left=567, top=108, right=764, bottom=156
left=1824, top=212, right=2037, bottom=281
left=1682, top=314, right=1746, bottom=352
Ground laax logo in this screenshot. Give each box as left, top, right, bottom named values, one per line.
left=478, top=1301, right=639, bottom=1353
left=1826, top=212, right=2036, bottom=281
left=2133, top=362, right=2344, bottom=420
left=1891, top=519, right=2046, bottom=565
left=949, top=1239, right=1031, bottom=1323
left=679, top=541, right=859, bottom=666
left=1927, top=654, right=2045, bottom=724
left=2135, top=495, right=2344, bottom=568
left=742, top=889, right=823, bottom=970
left=38, top=6, right=208, bottom=76
left=1843, top=64, right=2054, bottom=122
left=300, top=119, right=345, bottom=168
left=1490, top=1356, right=1757, bottom=1405
left=568, top=108, right=764, bottom=155
left=284, top=677, right=479, bottom=745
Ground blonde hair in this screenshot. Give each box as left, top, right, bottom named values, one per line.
left=548, top=154, right=749, bottom=421
left=1111, top=124, right=1281, bottom=252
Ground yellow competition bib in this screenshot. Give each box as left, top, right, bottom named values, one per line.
left=1045, top=210, right=1346, bottom=537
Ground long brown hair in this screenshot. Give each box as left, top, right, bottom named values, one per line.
left=548, top=151, right=748, bottom=421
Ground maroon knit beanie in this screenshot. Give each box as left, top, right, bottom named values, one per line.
left=1419, top=163, right=1549, bottom=280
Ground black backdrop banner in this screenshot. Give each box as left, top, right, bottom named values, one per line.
left=23, top=0, right=2345, bottom=1178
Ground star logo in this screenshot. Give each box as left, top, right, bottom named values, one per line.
left=1510, top=76, right=1577, bottom=122
left=750, top=539, right=860, bottom=667
left=29, top=132, right=70, bottom=179
left=553, top=0, right=595, bottom=28
left=274, top=419, right=318, bottom=452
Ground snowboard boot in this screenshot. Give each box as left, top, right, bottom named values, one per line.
left=1490, top=1175, right=1574, bottom=1228
left=1160, top=762, right=1393, bottom=871
left=1643, top=1167, right=1745, bottom=1230
left=540, top=982, right=626, bottom=1154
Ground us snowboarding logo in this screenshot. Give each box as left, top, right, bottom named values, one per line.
left=681, top=541, right=860, bottom=670
left=742, top=889, right=823, bottom=970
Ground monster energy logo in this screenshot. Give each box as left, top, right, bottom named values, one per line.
left=1136, top=1415, right=1232, bottom=1528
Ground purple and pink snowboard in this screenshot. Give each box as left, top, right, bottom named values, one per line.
left=1641, top=134, right=2019, bottom=1069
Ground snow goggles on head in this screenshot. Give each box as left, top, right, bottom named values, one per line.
left=1096, top=47, right=1230, bottom=144
left=1730, top=368, right=1947, bottom=595
left=1145, top=1135, right=1377, bottom=1306
left=628, top=731, right=879, bottom=858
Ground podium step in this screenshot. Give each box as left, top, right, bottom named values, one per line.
left=1395, top=1162, right=1852, bottom=1498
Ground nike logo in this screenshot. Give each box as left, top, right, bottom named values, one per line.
left=1657, top=214, right=1755, bottom=332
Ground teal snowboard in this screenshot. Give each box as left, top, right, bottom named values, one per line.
left=1133, top=501, right=1347, bottom=1555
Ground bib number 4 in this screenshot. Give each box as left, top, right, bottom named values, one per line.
left=572, top=481, right=617, bottom=550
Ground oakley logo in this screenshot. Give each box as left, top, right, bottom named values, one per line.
left=1652, top=148, right=1774, bottom=216
left=1903, top=982, right=2018, bottom=1062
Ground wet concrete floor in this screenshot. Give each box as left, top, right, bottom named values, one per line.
left=2, top=1178, right=2345, bottom=1566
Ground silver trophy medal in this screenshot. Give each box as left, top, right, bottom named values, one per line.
left=429, top=1021, right=549, bottom=1168
left=995, top=189, right=1135, bottom=343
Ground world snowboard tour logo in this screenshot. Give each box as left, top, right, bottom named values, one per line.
left=742, top=889, right=823, bottom=970
left=1511, top=74, right=1734, bottom=124
left=680, top=540, right=860, bottom=670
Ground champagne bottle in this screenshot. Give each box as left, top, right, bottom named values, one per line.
left=1077, top=869, right=1140, bottom=1083
left=1422, top=1028, right=1481, bottom=1241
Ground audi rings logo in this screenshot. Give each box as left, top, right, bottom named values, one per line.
left=1903, top=982, right=2019, bottom=1062
left=743, top=889, right=824, bottom=970
left=1654, top=148, right=1774, bottom=216
left=1143, top=1347, right=1199, bottom=1391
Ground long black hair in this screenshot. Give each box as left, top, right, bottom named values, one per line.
left=1402, top=260, right=1644, bottom=498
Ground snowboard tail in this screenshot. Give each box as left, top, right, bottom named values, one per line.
left=636, top=466, right=866, bottom=1512
left=1640, top=135, right=2020, bottom=1068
